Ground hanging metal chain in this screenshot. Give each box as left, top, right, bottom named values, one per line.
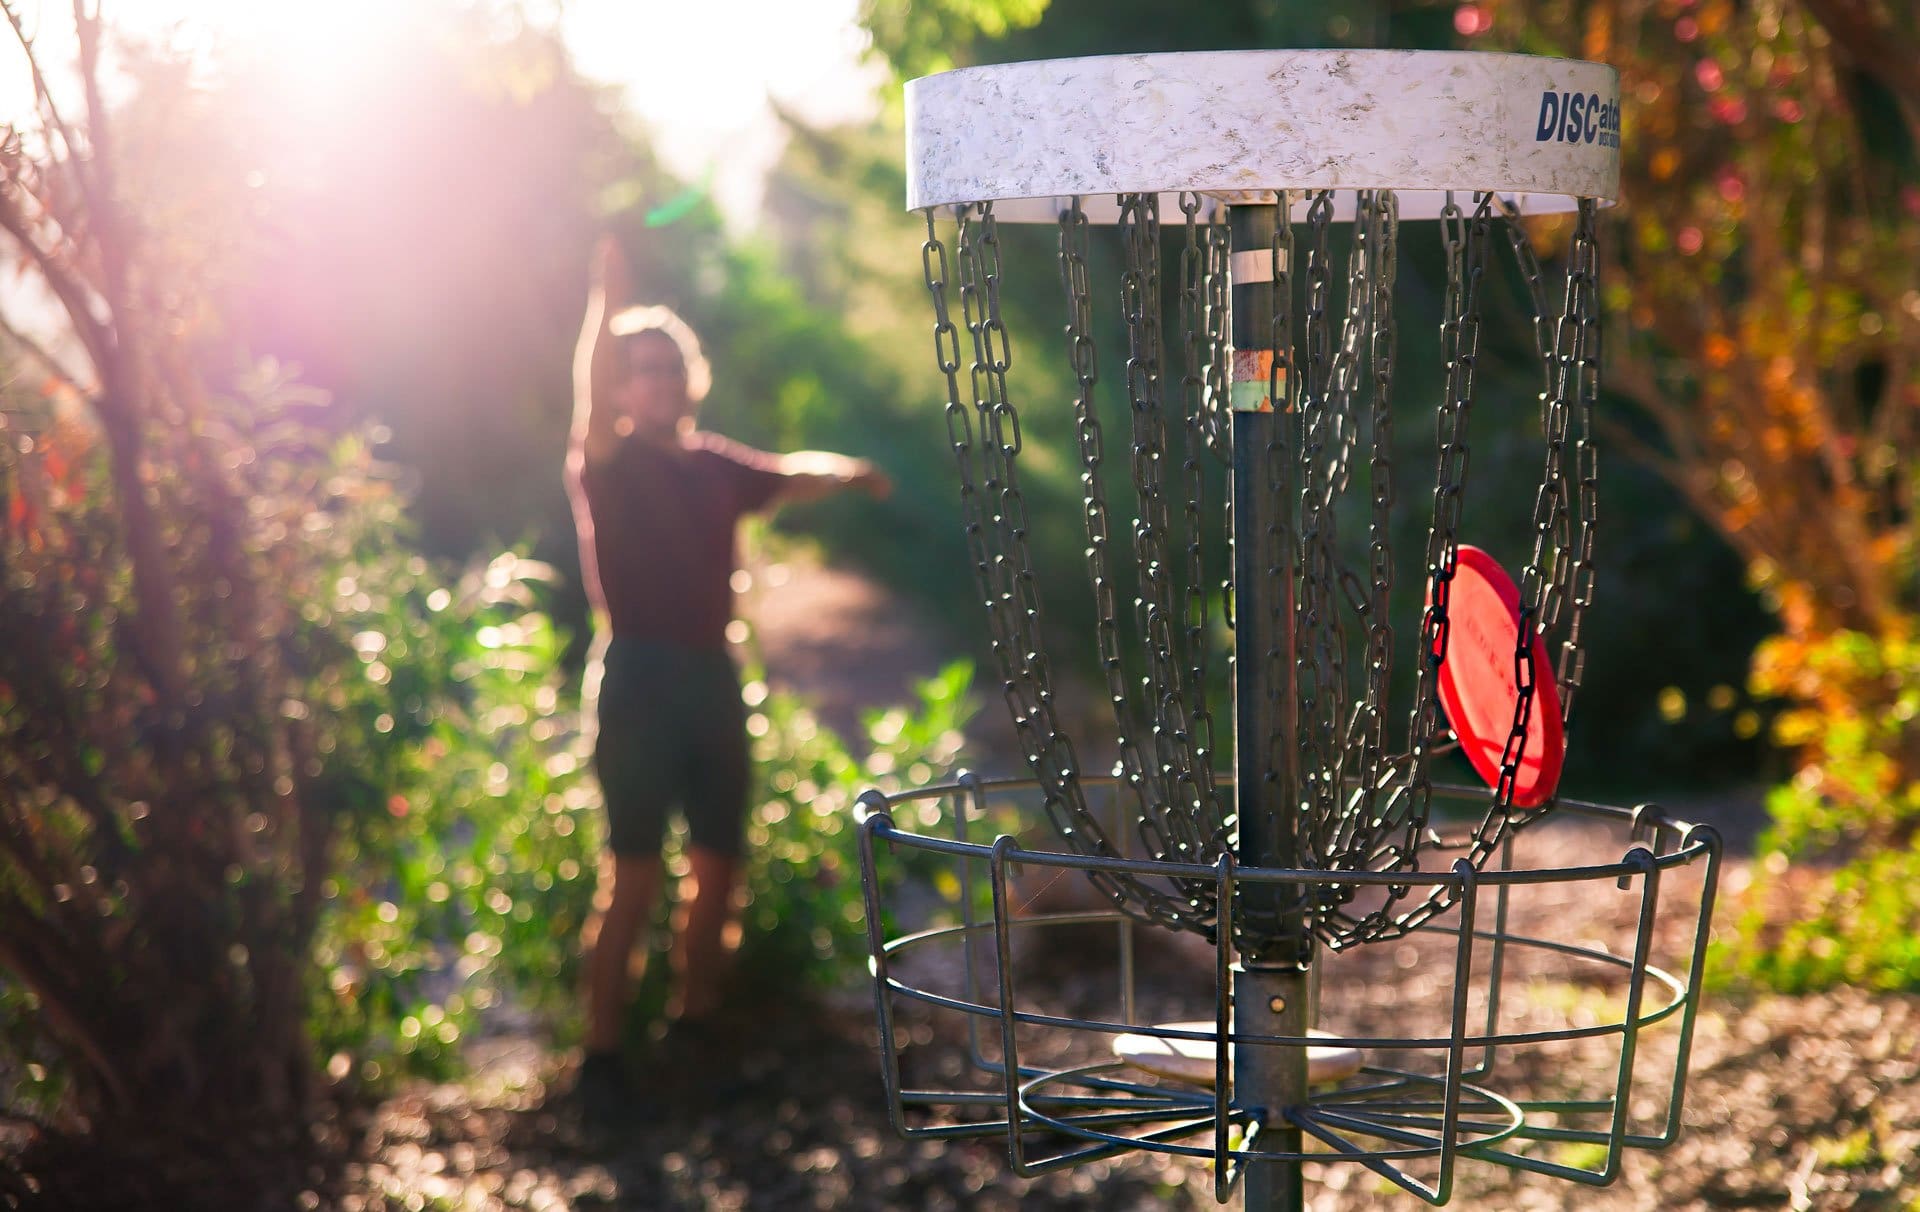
left=1356, top=190, right=1400, bottom=840
left=1325, top=191, right=1401, bottom=868
left=1201, top=214, right=1234, bottom=464
left=951, top=204, right=1080, bottom=834
left=1342, top=194, right=1608, bottom=947
left=1322, top=191, right=1498, bottom=948
left=1410, top=200, right=1601, bottom=925
left=1554, top=200, right=1601, bottom=722
left=1175, top=195, right=1225, bottom=806
left=1486, top=196, right=1600, bottom=801
left=1294, top=190, right=1346, bottom=866
left=1203, top=214, right=1234, bottom=657
left=918, top=191, right=1601, bottom=955
left=1119, top=198, right=1187, bottom=794
left=1499, top=201, right=1601, bottom=722
left=1059, top=198, right=1159, bottom=822
left=1405, top=192, right=1492, bottom=796
left=926, top=204, right=1213, bottom=937
left=1120, top=193, right=1226, bottom=867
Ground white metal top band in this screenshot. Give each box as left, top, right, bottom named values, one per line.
left=906, top=49, right=1620, bottom=221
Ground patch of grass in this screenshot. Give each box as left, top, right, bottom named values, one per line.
left=1552, top=1141, right=1613, bottom=1173
left=1812, top=1126, right=1880, bottom=1171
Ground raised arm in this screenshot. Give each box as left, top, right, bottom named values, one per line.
left=570, top=236, right=631, bottom=469
left=768, top=450, right=893, bottom=507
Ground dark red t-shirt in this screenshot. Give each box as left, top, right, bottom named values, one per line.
left=574, top=430, right=784, bottom=647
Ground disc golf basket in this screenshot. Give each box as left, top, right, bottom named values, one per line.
left=854, top=50, right=1721, bottom=1208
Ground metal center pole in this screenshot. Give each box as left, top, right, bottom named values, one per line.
left=1229, top=200, right=1310, bottom=1212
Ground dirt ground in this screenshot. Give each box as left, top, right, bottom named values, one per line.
left=309, top=551, right=1920, bottom=1211
left=341, top=941, right=1920, bottom=1212
left=5, top=555, right=1910, bottom=1211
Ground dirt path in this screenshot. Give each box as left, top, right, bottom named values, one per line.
left=338, top=554, right=1920, bottom=1210
left=738, top=548, right=962, bottom=746
left=348, top=853, right=1920, bottom=1212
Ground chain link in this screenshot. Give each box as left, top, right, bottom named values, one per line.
left=1176, top=195, right=1225, bottom=807
left=918, top=190, right=1602, bottom=955
left=1297, top=187, right=1344, bottom=872
left=1498, top=201, right=1599, bottom=720
left=1119, top=193, right=1230, bottom=870
left=929, top=204, right=1214, bottom=935
left=1356, top=191, right=1400, bottom=855
left=1555, top=201, right=1602, bottom=720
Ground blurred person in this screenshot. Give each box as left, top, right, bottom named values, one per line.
left=566, top=237, right=890, bottom=1113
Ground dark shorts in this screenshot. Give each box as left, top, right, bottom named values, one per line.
left=592, top=638, right=749, bottom=859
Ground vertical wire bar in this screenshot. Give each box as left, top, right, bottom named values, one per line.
left=1600, top=848, right=1662, bottom=1179
left=1468, top=831, right=1517, bottom=1081
left=1653, top=826, right=1723, bottom=1144
left=1435, top=859, right=1483, bottom=1206
left=1214, top=852, right=1236, bottom=1205
left=856, top=800, right=910, bottom=1138
left=1113, top=783, right=1138, bottom=1029
left=956, top=772, right=998, bottom=1075
left=989, top=834, right=1031, bottom=1173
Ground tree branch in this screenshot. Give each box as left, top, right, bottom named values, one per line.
left=0, top=4, right=191, bottom=712
left=0, top=305, right=89, bottom=399
left=0, top=0, right=92, bottom=195
left=0, top=911, right=130, bottom=1113
left=0, top=196, right=112, bottom=379
left=1800, top=0, right=1920, bottom=151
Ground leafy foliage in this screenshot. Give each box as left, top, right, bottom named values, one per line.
left=736, top=657, right=977, bottom=988
left=0, top=355, right=349, bottom=1176
left=830, top=0, right=1772, bottom=789
left=300, top=510, right=982, bottom=1084
left=1719, top=628, right=1920, bottom=990
left=859, top=0, right=1052, bottom=80
left=1481, top=0, right=1920, bottom=987
left=300, top=519, right=595, bottom=1087
left=1480, top=0, right=1919, bottom=641
left=0, top=8, right=621, bottom=1194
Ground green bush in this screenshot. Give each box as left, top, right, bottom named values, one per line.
left=1717, top=625, right=1920, bottom=992
left=304, top=499, right=979, bottom=1079
left=735, top=658, right=976, bottom=990
left=301, top=511, right=597, bottom=1086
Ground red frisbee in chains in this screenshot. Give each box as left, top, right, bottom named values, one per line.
left=1429, top=545, right=1565, bottom=808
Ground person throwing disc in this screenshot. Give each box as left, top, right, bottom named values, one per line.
left=566, top=236, right=890, bottom=1113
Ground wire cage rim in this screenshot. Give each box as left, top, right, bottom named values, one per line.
left=856, top=771, right=1718, bottom=882
left=856, top=772, right=1721, bottom=1201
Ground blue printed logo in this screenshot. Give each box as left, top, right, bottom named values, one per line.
left=1536, top=90, right=1620, bottom=149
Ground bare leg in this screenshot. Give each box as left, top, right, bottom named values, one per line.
left=671, top=845, right=740, bottom=1021
left=585, top=851, right=662, bottom=1053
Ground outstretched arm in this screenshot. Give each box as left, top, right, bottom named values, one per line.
left=570, top=236, right=631, bottom=469
left=768, top=451, right=893, bottom=507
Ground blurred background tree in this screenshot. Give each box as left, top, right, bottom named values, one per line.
left=1464, top=0, right=1920, bottom=988
left=9, top=0, right=1913, bottom=1200
left=0, top=5, right=966, bottom=1202
left=0, top=4, right=354, bottom=1197
left=843, top=0, right=1772, bottom=789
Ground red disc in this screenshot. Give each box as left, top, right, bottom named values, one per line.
left=1429, top=546, right=1565, bottom=808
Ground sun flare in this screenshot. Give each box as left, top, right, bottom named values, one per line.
left=137, top=0, right=400, bottom=102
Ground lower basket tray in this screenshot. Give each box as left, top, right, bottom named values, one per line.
left=854, top=774, right=1721, bottom=1206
